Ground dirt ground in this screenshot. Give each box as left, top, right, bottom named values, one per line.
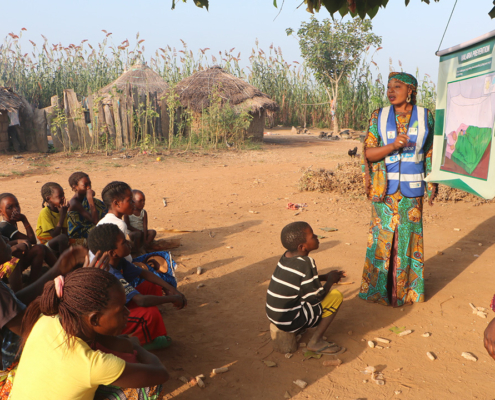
left=2, top=127, right=495, bottom=399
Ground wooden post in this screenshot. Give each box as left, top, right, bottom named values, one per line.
left=63, top=89, right=91, bottom=150
left=160, top=97, right=169, bottom=139
left=97, top=100, right=106, bottom=139
left=127, top=84, right=135, bottom=145
left=141, top=93, right=148, bottom=141
left=103, top=104, right=116, bottom=140
left=270, top=323, right=297, bottom=354
left=121, top=91, right=129, bottom=147
left=153, top=93, right=162, bottom=140
left=112, top=89, right=122, bottom=149
left=87, top=88, right=96, bottom=140
left=33, top=108, right=48, bottom=152
left=48, top=96, right=65, bottom=151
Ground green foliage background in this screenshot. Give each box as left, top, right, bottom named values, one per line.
left=0, top=29, right=436, bottom=133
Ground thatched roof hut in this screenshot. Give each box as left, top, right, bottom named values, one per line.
left=171, top=66, right=278, bottom=114
left=0, top=87, right=23, bottom=112
left=169, top=66, right=278, bottom=140
left=97, top=62, right=170, bottom=144
left=100, top=62, right=169, bottom=96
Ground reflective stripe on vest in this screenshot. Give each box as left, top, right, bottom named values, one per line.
left=377, top=106, right=429, bottom=197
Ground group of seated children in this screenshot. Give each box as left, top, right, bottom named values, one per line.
left=0, top=171, right=186, bottom=399
left=0, top=168, right=355, bottom=399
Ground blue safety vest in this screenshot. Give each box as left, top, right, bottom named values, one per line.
left=377, top=105, right=429, bottom=198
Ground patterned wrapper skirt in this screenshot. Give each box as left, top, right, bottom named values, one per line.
left=0, top=362, right=18, bottom=399
left=359, top=191, right=425, bottom=307
left=94, top=384, right=166, bottom=400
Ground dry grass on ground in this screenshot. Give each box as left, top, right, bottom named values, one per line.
left=298, top=161, right=494, bottom=204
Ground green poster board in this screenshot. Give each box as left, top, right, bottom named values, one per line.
left=426, top=30, right=495, bottom=199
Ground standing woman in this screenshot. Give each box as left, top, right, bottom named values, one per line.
left=359, top=72, right=437, bottom=307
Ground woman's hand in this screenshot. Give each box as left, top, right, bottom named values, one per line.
left=392, top=134, right=410, bottom=150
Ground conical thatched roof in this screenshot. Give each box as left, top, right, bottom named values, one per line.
left=100, top=62, right=169, bottom=96
left=0, top=87, right=23, bottom=112
left=169, top=66, right=278, bottom=113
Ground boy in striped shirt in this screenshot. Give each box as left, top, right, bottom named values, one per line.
left=266, top=221, right=345, bottom=355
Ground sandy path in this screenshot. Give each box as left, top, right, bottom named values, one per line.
left=2, top=128, right=495, bottom=399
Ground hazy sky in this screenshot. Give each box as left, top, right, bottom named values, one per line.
left=2, top=0, right=495, bottom=86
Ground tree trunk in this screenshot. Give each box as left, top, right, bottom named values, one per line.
left=332, top=81, right=339, bottom=134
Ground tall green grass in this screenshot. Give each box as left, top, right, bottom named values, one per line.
left=0, top=30, right=436, bottom=134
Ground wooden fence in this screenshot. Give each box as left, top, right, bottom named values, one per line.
left=46, top=85, right=170, bottom=151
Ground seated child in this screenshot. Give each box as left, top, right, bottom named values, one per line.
left=98, top=181, right=141, bottom=261
left=88, top=224, right=187, bottom=350
left=67, top=171, right=107, bottom=243
left=266, top=221, right=346, bottom=355
left=0, top=193, right=56, bottom=284
left=35, top=182, right=69, bottom=255
left=11, top=267, right=169, bottom=400
left=124, top=190, right=156, bottom=249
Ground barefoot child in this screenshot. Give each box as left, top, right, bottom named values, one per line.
left=266, top=221, right=346, bottom=355
left=124, top=190, right=156, bottom=249
left=67, top=171, right=107, bottom=243
left=35, top=182, right=69, bottom=255
left=0, top=193, right=55, bottom=284
left=88, top=224, right=187, bottom=350
left=11, top=267, right=169, bottom=400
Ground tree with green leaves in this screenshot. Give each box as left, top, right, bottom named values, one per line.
left=290, top=17, right=381, bottom=133
left=176, top=1, right=495, bottom=20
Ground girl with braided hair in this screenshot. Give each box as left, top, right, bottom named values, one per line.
left=10, top=267, right=168, bottom=400
left=35, top=182, right=70, bottom=255
left=68, top=171, right=107, bottom=244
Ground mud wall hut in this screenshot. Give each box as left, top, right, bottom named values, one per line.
left=0, top=87, right=23, bottom=151
left=168, top=66, right=278, bottom=141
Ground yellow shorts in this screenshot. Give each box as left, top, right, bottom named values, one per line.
left=321, top=289, right=343, bottom=318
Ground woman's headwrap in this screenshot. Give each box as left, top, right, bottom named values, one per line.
left=388, top=72, right=418, bottom=105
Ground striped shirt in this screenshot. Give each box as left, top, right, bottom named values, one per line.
left=266, top=254, right=324, bottom=333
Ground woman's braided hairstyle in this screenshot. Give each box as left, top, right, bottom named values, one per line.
left=101, top=181, right=132, bottom=209
left=20, top=268, right=120, bottom=350
left=41, top=182, right=63, bottom=208
left=68, top=172, right=89, bottom=190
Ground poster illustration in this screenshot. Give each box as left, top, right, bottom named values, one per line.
left=426, top=31, right=495, bottom=199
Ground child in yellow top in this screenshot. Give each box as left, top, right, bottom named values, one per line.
left=11, top=267, right=169, bottom=400
left=36, top=182, right=69, bottom=256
